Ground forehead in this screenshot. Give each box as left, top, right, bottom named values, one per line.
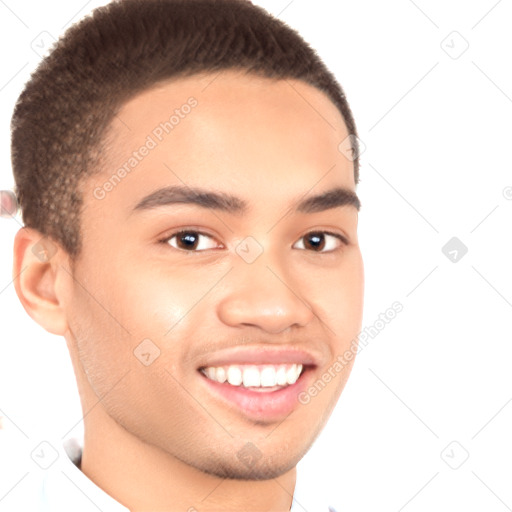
left=85, top=70, right=355, bottom=217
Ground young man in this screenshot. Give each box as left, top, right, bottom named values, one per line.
left=8, top=0, right=364, bottom=510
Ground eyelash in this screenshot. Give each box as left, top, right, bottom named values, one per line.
left=158, top=230, right=349, bottom=253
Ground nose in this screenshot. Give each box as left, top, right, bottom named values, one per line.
left=216, top=262, right=315, bottom=334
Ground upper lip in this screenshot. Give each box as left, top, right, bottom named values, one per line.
left=197, top=346, right=321, bottom=369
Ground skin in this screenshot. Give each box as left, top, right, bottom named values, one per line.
left=13, top=70, right=364, bottom=511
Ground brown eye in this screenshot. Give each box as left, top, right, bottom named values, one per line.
left=293, top=231, right=347, bottom=253
left=166, top=231, right=220, bottom=251
left=304, top=232, right=325, bottom=251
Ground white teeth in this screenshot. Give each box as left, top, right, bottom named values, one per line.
left=242, top=366, right=260, bottom=387
left=276, top=366, right=287, bottom=386
left=202, top=363, right=304, bottom=388
left=286, top=365, right=300, bottom=385
left=227, top=366, right=243, bottom=386
left=260, top=366, right=277, bottom=387
left=215, top=367, right=227, bottom=384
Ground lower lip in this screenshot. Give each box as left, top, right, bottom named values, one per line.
left=198, top=368, right=313, bottom=422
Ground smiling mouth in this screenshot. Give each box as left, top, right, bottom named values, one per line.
left=199, top=363, right=305, bottom=392
left=197, top=359, right=316, bottom=420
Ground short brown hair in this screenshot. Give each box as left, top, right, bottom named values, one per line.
left=11, top=0, right=360, bottom=259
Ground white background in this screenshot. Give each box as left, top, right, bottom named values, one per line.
left=0, top=1, right=511, bottom=510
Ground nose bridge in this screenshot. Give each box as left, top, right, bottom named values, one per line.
left=216, top=248, right=315, bottom=333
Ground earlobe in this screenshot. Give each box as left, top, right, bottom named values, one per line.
left=12, top=227, right=70, bottom=336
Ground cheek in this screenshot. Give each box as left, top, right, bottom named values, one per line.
left=107, top=261, right=222, bottom=335
left=67, top=269, right=194, bottom=430
left=74, top=260, right=191, bottom=340
left=69, top=258, right=228, bottom=384
left=65, top=260, right=172, bottom=398
left=305, top=250, right=364, bottom=342
left=68, top=291, right=133, bottom=398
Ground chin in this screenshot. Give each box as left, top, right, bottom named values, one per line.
left=195, top=454, right=300, bottom=481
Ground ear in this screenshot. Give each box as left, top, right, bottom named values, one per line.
left=12, top=227, right=71, bottom=336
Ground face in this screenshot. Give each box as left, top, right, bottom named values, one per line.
left=65, top=70, right=364, bottom=479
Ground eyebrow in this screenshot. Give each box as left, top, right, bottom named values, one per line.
left=131, top=185, right=360, bottom=215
